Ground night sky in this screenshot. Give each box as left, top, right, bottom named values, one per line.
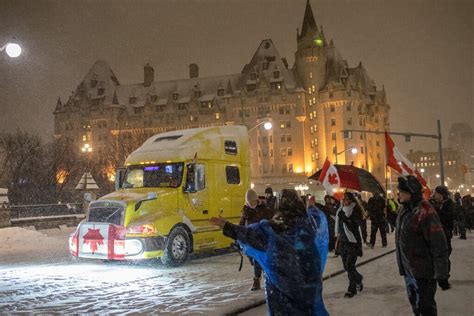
left=0, top=0, right=472, bottom=153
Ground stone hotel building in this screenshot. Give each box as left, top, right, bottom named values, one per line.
left=54, top=1, right=390, bottom=194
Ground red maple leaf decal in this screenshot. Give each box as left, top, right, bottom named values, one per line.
left=83, top=228, right=104, bottom=254
left=328, top=173, right=339, bottom=185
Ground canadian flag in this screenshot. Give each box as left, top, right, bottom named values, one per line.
left=385, top=132, right=429, bottom=192
left=319, top=158, right=340, bottom=194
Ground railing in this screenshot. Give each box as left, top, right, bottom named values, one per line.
left=9, top=203, right=84, bottom=220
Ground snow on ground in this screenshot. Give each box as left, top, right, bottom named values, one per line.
left=0, top=225, right=397, bottom=314
left=244, top=234, right=474, bottom=316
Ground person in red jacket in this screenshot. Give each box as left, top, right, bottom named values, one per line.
left=239, top=189, right=273, bottom=290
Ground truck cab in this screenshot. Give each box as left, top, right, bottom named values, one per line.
left=70, top=125, right=250, bottom=266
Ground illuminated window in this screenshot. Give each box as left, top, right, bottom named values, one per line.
left=309, top=99, right=313, bottom=106
left=310, top=126, right=314, bottom=134
left=314, top=138, right=318, bottom=146
left=313, top=110, right=317, bottom=118
left=215, top=113, right=220, bottom=120
left=314, top=124, right=318, bottom=132
left=311, top=140, right=314, bottom=148
left=280, top=121, right=285, bottom=129
left=315, top=152, right=319, bottom=160
left=309, top=112, right=313, bottom=120
left=309, top=72, right=313, bottom=79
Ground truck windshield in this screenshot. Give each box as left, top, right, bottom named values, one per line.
left=123, top=163, right=184, bottom=188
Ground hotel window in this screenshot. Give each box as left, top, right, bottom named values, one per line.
left=314, top=138, right=318, bottom=146
left=279, top=106, right=284, bottom=115
left=281, top=135, right=286, bottom=143
left=330, top=104, right=335, bottom=112
left=280, top=121, right=285, bottom=129
left=273, top=70, right=280, bottom=79
left=285, top=106, right=291, bottom=114
left=172, top=93, right=179, bottom=100
left=314, top=124, right=318, bottom=132
left=311, top=153, right=315, bottom=161
left=309, top=99, right=313, bottom=106
left=361, top=147, right=364, bottom=154
left=347, top=118, right=352, bottom=125
left=346, top=103, right=352, bottom=111
left=217, top=88, right=224, bottom=96
left=376, top=140, right=380, bottom=147
left=312, top=85, right=316, bottom=92
left=194, top=90, right=201, bottom=98
left=315, top=152, right=319, bottom=160
left=331, top=132, right=336, bottom=140
left=281, top=163, right=287, bottom=174
left=310, top=112, right=313, bottom=120
left=287, top=135, right=292, bottom=142
left=215, top=113, right=220, bottom=120
left=286, top=121, right=292, bottom=128
left=329, top=91, right=334, bottom=98
left=309, top=72, right=313, bottom=79
left=313, top=110, right=317, bottom=118
left=313, top=97, right=316, bottom=104
left=310, top=126, right=314, bottom=134
left=288, top=163, right=293, bottom=173
left=331, top=119, right=336, bottom=126
left=288, top=148, right=293, bottom=156
left=280, top=148, right=286, bottom=156
left=311, top=140, right=314, bottom=148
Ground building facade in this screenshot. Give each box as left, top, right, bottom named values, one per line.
left=53, top=1, right=390, bottom=194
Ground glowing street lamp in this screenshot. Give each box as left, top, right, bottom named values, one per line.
left=248, top=119, right=273, bottom=132
left=1, top=42, right=22, bottom=58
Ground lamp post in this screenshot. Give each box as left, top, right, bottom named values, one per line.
left=335, top=146, right=358, bottom=164
left=248, top=119, right=273, bottom=133
left=1, top=41, right=22, bottom=58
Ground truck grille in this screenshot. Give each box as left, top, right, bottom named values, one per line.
left=88, top=202, right=124, bottom=225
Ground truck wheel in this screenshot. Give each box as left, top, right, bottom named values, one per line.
left=161, top=227, right=190, bottom=266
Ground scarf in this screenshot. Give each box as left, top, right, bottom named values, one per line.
left=335, top=202, right=357, bottom=243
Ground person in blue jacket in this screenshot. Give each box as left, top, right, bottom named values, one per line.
left=210, top=189, right=329, bottom=316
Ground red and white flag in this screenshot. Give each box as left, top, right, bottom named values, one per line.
left=385, top=132, right=429, bottom=189
left=319, top=158, right=340, bottom=194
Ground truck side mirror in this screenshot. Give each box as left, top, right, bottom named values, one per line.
left=115, top=168, right=126, bottom=190
left=183, top=163, right=197, bottom=193
left=135, top=192, right=158, bottom=211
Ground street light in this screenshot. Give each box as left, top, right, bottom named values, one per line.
left=248, top=119, right=273, bottom=132
left=335, top=146, right=358, bottom=164
left=1, top=41, right=22, bottom=58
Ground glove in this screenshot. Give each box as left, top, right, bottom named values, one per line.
left=437, top=279, right=451, bottom=291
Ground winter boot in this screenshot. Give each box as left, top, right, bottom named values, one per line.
left=344, top=291, right=356, bottom=298
left=251, top=277, right=261, bottom=291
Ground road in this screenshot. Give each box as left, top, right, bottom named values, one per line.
left=0, top=225, right=397, bottom=314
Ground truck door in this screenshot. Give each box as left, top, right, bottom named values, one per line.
left=182, top=163, right=209, bottom=221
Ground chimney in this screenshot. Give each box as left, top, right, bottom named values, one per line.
left=144, top=63, right=154, bottom=87
left=189, top=63, right=199, bottom=79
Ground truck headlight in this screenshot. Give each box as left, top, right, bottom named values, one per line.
left=125, top=239, right=143, bottom=256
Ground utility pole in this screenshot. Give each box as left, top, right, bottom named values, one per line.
left=341, top=119, right=445, bottom=185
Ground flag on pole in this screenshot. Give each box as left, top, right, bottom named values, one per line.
left=385, top=132, right=430, bottom=197
left=319, top=158, right=341, bottom=195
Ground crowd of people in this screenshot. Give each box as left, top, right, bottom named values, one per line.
left=209, top=179, right=473, bottom=316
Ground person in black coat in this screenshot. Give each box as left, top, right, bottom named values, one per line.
left=432, top=185, right=455, bottom=282
left=335, top=192, right=364, bottom=298
left=239, top=189, right=274, bottom=291
left=454, top=192, right=467, bottom=239
left=396, top=176, right=450, bottom=316
left=367, top=193, right=388, bottom=248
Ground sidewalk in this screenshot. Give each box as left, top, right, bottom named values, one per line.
left=241, top=234, right=474, bottom=315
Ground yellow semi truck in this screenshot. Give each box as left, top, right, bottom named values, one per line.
left=69, top=125, right=249, bottom=266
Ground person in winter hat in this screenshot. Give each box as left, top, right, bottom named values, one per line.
left=432, top=185, right=455, bottom=282
left=396, top=176, right=450, bottom=316
left=239, top=189, right=273, bottom=291
left=264, top=186, right=277, bottom=212
left=335, top=192, right=364, bottom=298
left=210, top=189, right=329, bottom=315
left=367, top=193, right=388, bottom=248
